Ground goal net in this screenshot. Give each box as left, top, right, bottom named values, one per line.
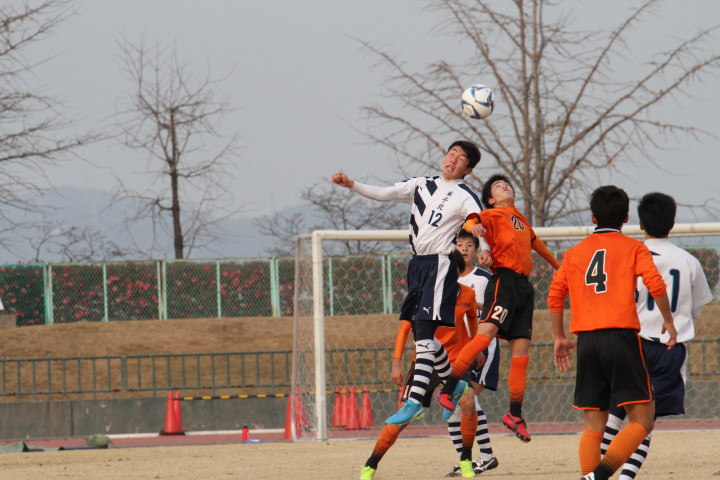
left=291, top=224, right=720, bottom=441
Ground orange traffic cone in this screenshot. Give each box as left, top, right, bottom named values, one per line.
left=345, top=386, right=361, bottom=430
left=294, top=387, right=307, bottom=431
left=284, top=390, right=295, bottom=440
left=160, top=391, right=185, bottom=435
left=360, top=386, right=374, bottom=428
left=284, top=387, right=307, bottom=440
left=331, top=386, right=343, bottom=427
left=337, top=386, right=349, bottom=426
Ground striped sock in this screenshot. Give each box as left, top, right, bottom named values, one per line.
left=600, top=422, right=650, bottom=479
left=601, top=412, right=624, bottom=456
left=408, top=339, right=435, bottom=402
left=447, top=419, right=463, bottom=455
left=618, top=434, right=651, bottom=480
left=474, top=400, right=494, bottom=458
left=433, top=340, right=451, bottom=378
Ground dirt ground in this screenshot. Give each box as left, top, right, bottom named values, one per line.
left=0, top=430, right=718, bottom=479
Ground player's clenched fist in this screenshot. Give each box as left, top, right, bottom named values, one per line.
left=331, top=172, right=354, bottom=189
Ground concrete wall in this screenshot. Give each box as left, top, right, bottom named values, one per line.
left=0, top=378, right=717, bottom=440
left=0, top=397, right=287, bottom=440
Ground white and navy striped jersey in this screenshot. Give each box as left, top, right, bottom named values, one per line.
left=636, top=238, right=713, bottom=344
left=458, top=267, right=492, bottom=308
left=458, top=267, right=492, bottom=336
left=352, top=176, right=485, bottom=255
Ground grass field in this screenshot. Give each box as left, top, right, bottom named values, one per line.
left=0, top=429, right=718, bottom=479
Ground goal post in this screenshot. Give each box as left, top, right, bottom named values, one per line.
left=291, top=223, right=720, bottom=441
left=292, top=230, right=406, bottom=441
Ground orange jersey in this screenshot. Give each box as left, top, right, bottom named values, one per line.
left=547, top=229, right=667, bottom=333
left=435, top=284, right=478, bottom=361
left=466, top=205, right=540, bottom=275
left=393, top=284, right=478, bottom=362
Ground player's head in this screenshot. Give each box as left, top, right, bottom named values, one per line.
left=450, top=248, right=466, bottom=273
left=456, top=229, right=478, bottom=267
left=638, top=192, right=676, bottom=238
left=590, top=185, right=629, bottom=229
left=482, top=174, right=514, bottom=208
left=447, top=140, right=481, bottom=169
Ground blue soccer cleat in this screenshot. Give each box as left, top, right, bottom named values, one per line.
left=385, top=398, right=423, bottom=424
left=437, top=380, right=469, bottom=415
left=441, top=382, right=470, bottom=421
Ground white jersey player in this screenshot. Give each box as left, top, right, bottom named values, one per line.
left=602, top=192, right=713, bottom=480
left=331, top=140, right=488, bottom=426
left=635, top=237, right=713, bottom=343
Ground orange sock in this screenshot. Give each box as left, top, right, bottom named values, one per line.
left=371, top=423, right=405, bottom=459
left=578, top=429, right=603, bottom=474
left=460, top=411, right=479, bottom=451
left=451, top=334, right=492, bottom=378
left=600, top=422, right=649, bottom=475
left=508, top=356, right=529, bottom=416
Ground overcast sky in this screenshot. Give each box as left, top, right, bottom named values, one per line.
left=19, top=0, right=720, bottom=258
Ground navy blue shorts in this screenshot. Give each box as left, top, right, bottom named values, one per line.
left=609, top=340, right=687, bottom=419
left=643, top=339, right=687, bottom=416
left=469, top=337, right=500, bottom=391
left=399, top=254, right=458, bottom=327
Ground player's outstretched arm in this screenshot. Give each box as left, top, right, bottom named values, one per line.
left=531, top=237, right=560, bottom=269
left=391, top=320, right=413, bottom=385
left=330, top=171, right=354, bottom=188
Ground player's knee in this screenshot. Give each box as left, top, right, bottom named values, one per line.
left=459, top=391, right=475, bottom=415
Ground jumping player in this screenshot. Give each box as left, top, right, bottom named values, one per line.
left=438, top=174, right=560, bottom=443
left=359, top=250, right=493, bottom=479
left=445, top=228, right=499, bottom=476
left=332, top=140, right=488, bottom=424
left=600, top=192, right=712, bottom=479
left=548, top=185, right=678, bottom=480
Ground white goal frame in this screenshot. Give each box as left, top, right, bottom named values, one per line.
left=293, top=222, right=720, bottom=441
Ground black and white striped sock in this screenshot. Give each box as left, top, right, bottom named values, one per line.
left=618, top=434, right=651, bottom=480
left=601, top=412, right=624, bottom=456
left=433, top=340, right=451, bottom=378
left=474, top=400, right=494, bottom=458
left=408, top=339, right=435, bottom=402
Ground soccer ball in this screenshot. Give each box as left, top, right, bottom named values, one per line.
left=461, top=84, right=494, bottom=119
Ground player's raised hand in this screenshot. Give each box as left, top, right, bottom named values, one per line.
left=470, top=223, right=486, bottom=238
left=331, top=171, right=354, bottom=188
left=553, top=338, right=576, bottom=372
left=477, top=249, right=492, bottom=268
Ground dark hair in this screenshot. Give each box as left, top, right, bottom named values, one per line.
left=481, top=174, right=512, bottom=208
left=457, top=228, right=479, bottom=249
left=590, top=185, right=629, bottom=229
left=638, top=192, right=676, bottom=238
left=448, top=140, right=481, bottom=169
left=450, top=249, right=466, bottom=273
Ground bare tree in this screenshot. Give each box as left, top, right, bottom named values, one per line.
left=113, top=37, right=241, bottom=259
left=0, top=0, right=99, bottom=251
left=256, top=180, right=407, bottom=256
left=360, top=0, right=720, bottom=226
left=29, top=222, right=135, bottom=262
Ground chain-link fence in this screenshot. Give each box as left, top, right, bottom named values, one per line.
left=0, top=246, right=718, bottom=326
